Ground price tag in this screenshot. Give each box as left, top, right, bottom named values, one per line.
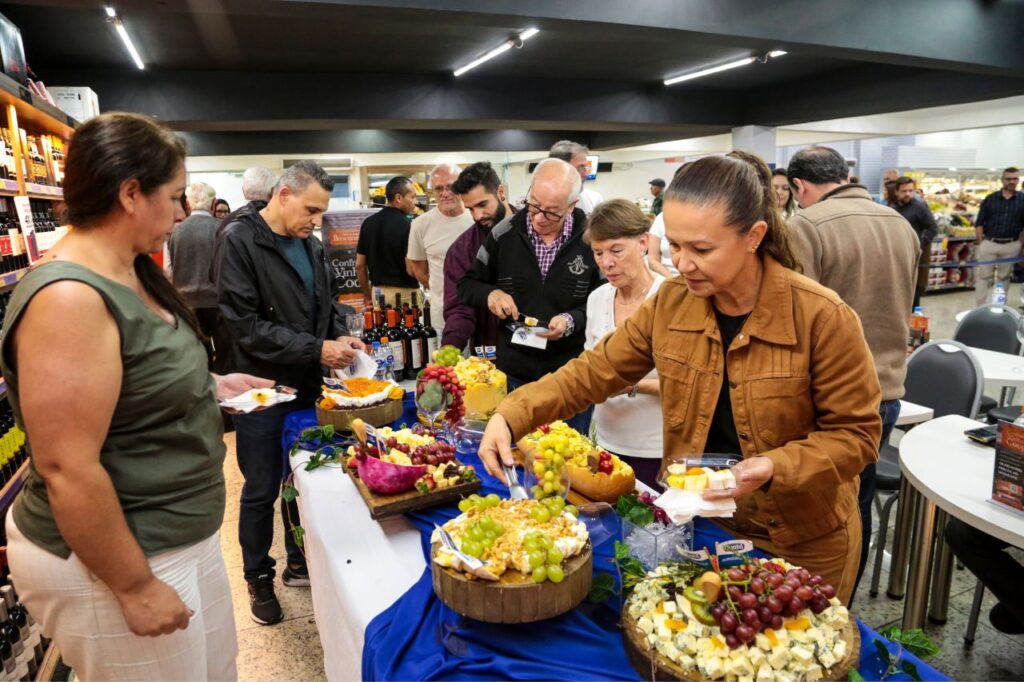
left=715, top=539, right=754, bottom=558
left=676, top=547, right=711, bottom=564
left=364, top=423, right=378, bottom=449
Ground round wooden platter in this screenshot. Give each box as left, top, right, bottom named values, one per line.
left=621, top=604, right=859, bottom=682
left=431, top=541, right=592, bottom=623
left=316, top=398, right=403, bottom=431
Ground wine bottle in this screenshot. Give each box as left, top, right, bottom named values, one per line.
left=361, top=310, right=375, bottom=346
left=1, top=586, right=35, bottom=677
left=402, top=311, right=424, bottom=381
left=422, top=303, right=439, bottom=359
left=4, top=581, right=41, bottom=667
left=0, top=635, right=17, bottom=682
left=385, top=308, right=405, bottom=375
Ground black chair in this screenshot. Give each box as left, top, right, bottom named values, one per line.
left=869, top=340, right=983, bottom=597
left=952, top=304, right=1022, bottom=421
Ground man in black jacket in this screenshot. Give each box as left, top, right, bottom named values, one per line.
left=459, top=158, right=603, bottom=433
left=218, top=160, right=364, bottom=626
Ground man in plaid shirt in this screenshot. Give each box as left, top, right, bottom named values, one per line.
left=458, top=158, right=603, bottom=434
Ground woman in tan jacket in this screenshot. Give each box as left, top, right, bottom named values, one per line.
left=479, top=152, right=881, bottom=603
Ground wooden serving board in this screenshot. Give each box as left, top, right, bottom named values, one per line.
left=432, top=541, right=592, bottom=623
left=344, top=465, right=481, bottom=521
left=621, top=605, right=859, bottom=682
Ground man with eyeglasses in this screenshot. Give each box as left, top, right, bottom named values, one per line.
left=406, top=163, right=474, bottom=333
left=459, top=158, right=603, bottom=434
left=549, top=140, right=604, bottom=215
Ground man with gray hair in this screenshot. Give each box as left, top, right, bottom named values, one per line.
left=459, top=158, right=602, bottom=433
left=549, top=139, right=604, bottom=215
left=242, top=166, right=277, bottom=203
left=168, top=181, right=220, bottom=343
left=217, top=160, right=365, bottom=626
left=406, top=163, right=473, bottom=332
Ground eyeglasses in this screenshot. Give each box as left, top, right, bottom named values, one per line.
left=524, top=199, right=569, bottom=223
left=433, top=184, right=455, bottom=195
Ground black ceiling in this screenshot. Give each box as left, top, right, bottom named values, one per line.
left=1, top=0, right=1022, bottom=153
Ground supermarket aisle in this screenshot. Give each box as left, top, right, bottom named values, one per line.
left=221, top=432, right=327, bottom=681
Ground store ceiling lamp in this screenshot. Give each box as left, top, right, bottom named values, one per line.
left=105, top=7, right=145, bottom=70
left=453, top=28, right=539, bottom=77
left=663, top=50, right=787, bottom=86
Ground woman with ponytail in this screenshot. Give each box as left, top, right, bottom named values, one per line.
left=0, top=112, right=270, bottom=679
left=478, top=150, right=881, bottom=604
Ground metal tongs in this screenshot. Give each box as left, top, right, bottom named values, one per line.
left=500, top=463, right=529, bottom=500
left=433, top=524, right=499, bottom=581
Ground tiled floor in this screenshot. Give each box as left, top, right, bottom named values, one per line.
left=219, top=285, right=1024, bottom=681
left=849, top=284, right=1024, bottom=680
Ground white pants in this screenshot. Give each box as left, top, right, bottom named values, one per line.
left=6, top=517, right=238, bottom=681
left=974, top=238, right=1021, bottom=305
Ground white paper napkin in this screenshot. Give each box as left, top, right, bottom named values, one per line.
left=334, top=350, right=379, bottom=380
left=654, top=487, right=737, bottom=525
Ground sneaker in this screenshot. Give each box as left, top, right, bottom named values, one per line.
left=282, top=564, right=311, bottom=587
left=247, top=573, right=283, bottom=625
left=989, top=602, right=1024, bottom=635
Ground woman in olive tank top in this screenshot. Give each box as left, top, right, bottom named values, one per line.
left=0, top=113, right=271, bottom=681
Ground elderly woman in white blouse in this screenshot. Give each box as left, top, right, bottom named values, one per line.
left=584, top=199, right=666, bottom=487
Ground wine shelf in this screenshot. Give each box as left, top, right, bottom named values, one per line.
left=0, top=267, right=29, bottom=292
left=36, top=641, right=61, bottom=682
left=0, top=459, right=28, bottom=516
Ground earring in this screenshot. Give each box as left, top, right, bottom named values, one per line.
left=751, top=243, right=761, bottom=253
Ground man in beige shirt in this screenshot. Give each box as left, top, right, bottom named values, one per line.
left=787, top=146, right=920, bottom=599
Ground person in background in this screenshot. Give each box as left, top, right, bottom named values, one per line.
left=214, top=198, right=230, bottom=221
left=549, top=140, right=603, bottom=215
left=889, top=176, right=938, bottom=308
left=974, top=166, right=1024, bottom=305
left=583, top=200, right=664, bottom=487
left=459, top=158, right=602, bottom=435
left=787, top=146, right=919, bottom=600
left=216, top=167, right=277, bottom=237
left=442, top=162, right=513, bottom=353
left=217, top=160, right=365, bottom=626
left=479, top=151, right=881, bottom=603
left=1, top=111, right=273, bottom=679
left=646, top=212, right=678, bottom=278
left=879, top=168, right=900, bottom=204
left=356, top=176, right=420, bottom=305
left=648, top=178, right=665, bottom=216
left=772, top=168, right=797, bottom=220
left=945, top=518, right=1024, bottom=634
left=168, top=182, right=219, bottom=334
left=406, top=163, right=473, bottom=333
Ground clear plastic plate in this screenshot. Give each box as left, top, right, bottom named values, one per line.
left=657, top=453, right=739, bottom=490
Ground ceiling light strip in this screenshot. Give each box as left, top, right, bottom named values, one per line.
left=105, top=7, right=145, bottom=70
left=664, top=50, right=787, bottom=86
left=453, top=28, right=539, bottom=77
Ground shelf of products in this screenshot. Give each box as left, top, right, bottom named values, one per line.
left=37, top=641, right=61, bottom=681
left=0, top=460, right=28, bottom=516
left=924, top=236, right=975, bottom=293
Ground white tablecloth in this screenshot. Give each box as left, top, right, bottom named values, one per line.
left=291, top=450, right=425, bottom=681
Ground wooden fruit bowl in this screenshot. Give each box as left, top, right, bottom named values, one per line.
left=431, top=541, right=592, bottom=623
left=316, top=398, right=403, bottom=432
left=621, top=604, right=860, bottom=681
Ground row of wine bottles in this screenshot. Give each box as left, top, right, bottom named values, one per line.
left=0, top=402, right=26, bottom=488
left=360, top=290, right=439, bottom=381
left=0, top=578, right=48, bottom=682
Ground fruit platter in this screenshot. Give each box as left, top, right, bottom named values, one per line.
left=342, top=418, right=480, bottom=520
left=430, top=496, right=593, bottom=623
left=416, top=346, right=507, bottom=427
left=517, top=420, right=636, bottom=503
left=623, top=558, right=858, bottom=681
left=316, top=377, right=405, bottom=430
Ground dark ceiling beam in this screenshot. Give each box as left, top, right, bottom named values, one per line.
left=38, top=67, right=744, bottom=131
left=290, top=0, right=1024, bottom=77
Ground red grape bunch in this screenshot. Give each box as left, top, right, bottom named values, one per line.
left=418, top=364, right=466, bottom=423
left=709, top=561, right=837, bottom=650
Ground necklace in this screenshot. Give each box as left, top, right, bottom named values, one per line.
left=615, top=276, right=654, bottom=307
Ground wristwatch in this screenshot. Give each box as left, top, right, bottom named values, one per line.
left=628, top=385, right=638, bottom=398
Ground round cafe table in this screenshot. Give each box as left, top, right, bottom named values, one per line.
left=897, top=414, right=1024, bottom=629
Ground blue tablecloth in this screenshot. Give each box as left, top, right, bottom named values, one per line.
left=282, top=408, right=948, bottom=681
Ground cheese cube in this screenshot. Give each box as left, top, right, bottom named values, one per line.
left=767, top=647, right=789, bottom=670
left=828, top=597, right=841, bottom=608
left=756, top=663, right=775, bottom=682
left=662, top=600, right=677, bottom=614
left=681, top=634, right=699, bottom=655
left=656, top=640, right=680, bottom=660
left=748, top=647, right=766, bottom=668
left=774, top=671, right=796, bottom=682
left=653, top=612, right=668, bottom=628
left=817, top=648, right=836, bottom=669
left=832, top=639, right=847, bottom=662
left=637, top=616, right=655, bottom=635
left=739, top=676, right=754, bottom=682
left=774, top=628, right=789, bottom=644
left=679, top=654, right=696, bottom=671
left=804, top=664, right=824, bottom=682
left=789, top=645, right=814, bottom=666
left=709, top=468, right=737, bottom=490
left=647, top=633, right=658, bottom=645
left=755, top=633, right=772, bottom=651
left=683, top=473, right=709, bottom=491
left=732, top=654, right=755, bottom=677
left=702, top=657, right=725, bottom=679
left=657, top=625, right=673, bottom=640
left=789, top=630, right=810, bottom=644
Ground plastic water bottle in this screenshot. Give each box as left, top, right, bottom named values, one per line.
left=993, top=282, right=1007, bottom=305
left=371, top=341, right=391, bottom=382
left=378, top=337, right=397, bottom=382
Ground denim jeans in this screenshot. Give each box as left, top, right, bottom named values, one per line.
left=850, top=398, right=901, bottom=602
left=234, top=402, right=307, bottom=581
left=506, top=375, right=594, bottom=436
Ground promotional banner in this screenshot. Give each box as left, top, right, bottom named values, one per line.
left=322, top=208, right=378, bottom=312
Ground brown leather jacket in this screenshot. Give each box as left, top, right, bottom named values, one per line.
left=498, top=256, right=882, bottom=548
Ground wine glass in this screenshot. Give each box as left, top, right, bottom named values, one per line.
left=415, top=374, right=453, bottom=438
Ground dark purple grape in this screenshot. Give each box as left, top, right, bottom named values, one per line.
left=767, top=573, right=784, bottom=589
left=728, top=585, right=743, bottom=602
left=720, top=612, right=738, bottom=634
left=785, top=577, right=802, bottom=590
left=738, top=592, right=758, bottom=610
left=727, top=568, right=746, bottom=582
left=757, top=606, right=773, bottom=623
left=788, top=597, right=806, bottom=615
left=765, top=595, right=784, bottom=614
left=810, top=596, right=829, bottom=614
left=798, top=569, right=812, bottom=583
left=741, top=608, right=759, bottom=626
left=725, top=634, right=741, bottom=649
left=820, top=584, right=837, bottom=600
left=808, top=575, right=823, bottom=587
left=773, top=585, right=794, bottom=603
left=750, top=577, right=765, bottom=595
left=736, top=624, right=756, bottom=644
left=710, top=603, right=726, bottom=620
left=770, top=615, right=784, bottom=631
left=795, top=586, right=814, bottom=601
